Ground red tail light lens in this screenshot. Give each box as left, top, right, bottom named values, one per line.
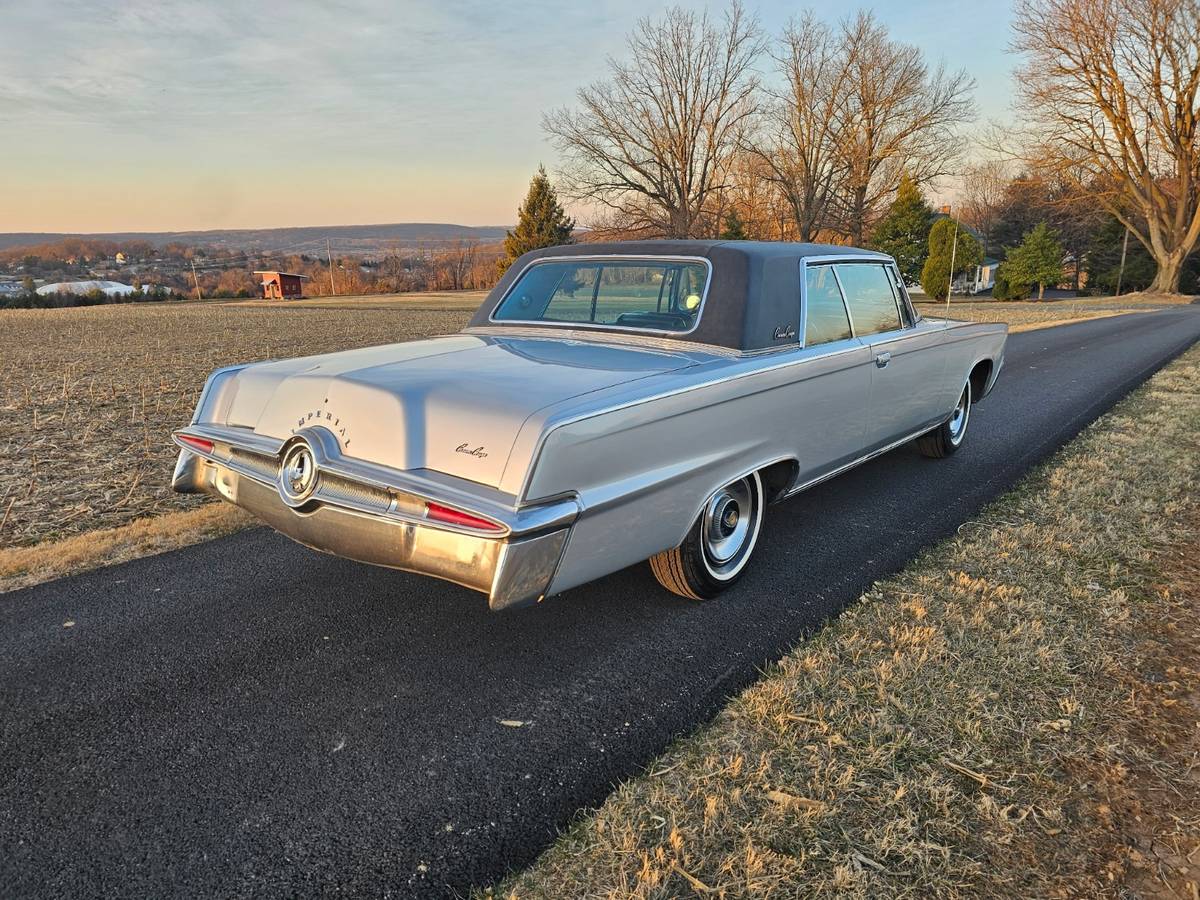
left=424, top=502, right=503, bottom=532
left=177, top=434, right=215, bottom=454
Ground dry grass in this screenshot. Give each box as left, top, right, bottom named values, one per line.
left=0, top=503, right=252, bottom=593
left=919, top=291, right=1195, bottom=329
left=490, top=343, right=1200, bottom=899
left=0, top=300, right=471, bottom=549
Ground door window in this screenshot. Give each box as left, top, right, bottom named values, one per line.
left=836, top=264, right=902, bottom=337
left=803, top=264, right=852, bottom=346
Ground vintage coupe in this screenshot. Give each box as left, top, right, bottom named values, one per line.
left=173, top=241, right=1007, bottom=610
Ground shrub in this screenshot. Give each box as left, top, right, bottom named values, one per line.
left=920, top=218, right=982, bottom=300
left=993, top=264, right=1030, bottom=300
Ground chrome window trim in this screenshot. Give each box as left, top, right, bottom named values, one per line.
left=884, top=262, right=918, bottom=328
left=829, top=265, right=859, bottom=337
left=488, top=254, right=714, bottom=337
left=798, top=257, right=856, bottom=350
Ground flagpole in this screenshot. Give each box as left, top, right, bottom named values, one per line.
left=945, top=207, right=959, bottom=326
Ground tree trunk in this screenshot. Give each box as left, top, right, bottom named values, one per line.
left=850, top=185, right=868, bottom=246
left=1148, top=254, right=1183, bottom=295
left=1038, top=282, right=1044, bottom=300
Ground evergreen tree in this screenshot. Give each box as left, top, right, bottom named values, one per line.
left=919, top=217, right=982, bottom=300
left=719, top=211, right=749, bottom=240
left=1004, top=223, right=1063, bottom=299
left=500, top=166, right=575, bottom=274
left=1083, top=216, right=1154, bottom=296
left=869, top=174, right=934, bottom=285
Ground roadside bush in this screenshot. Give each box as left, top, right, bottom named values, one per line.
left=993, top=264, right=1030, bottom=300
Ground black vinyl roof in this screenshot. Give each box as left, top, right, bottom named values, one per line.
left=466, top=240, right=894, bottom=351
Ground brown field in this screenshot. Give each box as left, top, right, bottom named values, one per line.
left=0, top=291, right=1183, bottom=554
left=228, top=290, right=487, bottom=310
left=0, top=299, right=473, bottom=549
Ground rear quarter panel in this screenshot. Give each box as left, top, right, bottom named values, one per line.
left=932, top=319, right=1008, bottom=409
left=524, top=344, right=874, bottom=595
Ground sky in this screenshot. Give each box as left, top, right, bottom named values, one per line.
left=0, top=0, right=1015, bottom=234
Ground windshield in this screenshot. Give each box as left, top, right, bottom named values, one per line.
left=492, top=258, right=709, bottom=333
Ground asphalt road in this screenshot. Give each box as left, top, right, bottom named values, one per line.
left=3, top=307, right=1199, bottom=898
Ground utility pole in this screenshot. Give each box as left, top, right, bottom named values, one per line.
left=326, top=239, right=337, bottom=295
left=1115, top=226, right=1130, bottom=296
left=190, top=260, right=202, bottom=301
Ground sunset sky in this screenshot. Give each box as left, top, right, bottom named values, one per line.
left=0, top=0, right=1014, bottom=234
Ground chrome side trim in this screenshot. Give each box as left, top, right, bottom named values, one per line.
left=782, top=423, right=939, bottom=499
left=517, top=340, right=868, bottom=500
left=488, top=255, right=714, bottom=338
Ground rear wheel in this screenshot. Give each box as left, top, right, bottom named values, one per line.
left=916, top=380, right=971, bottom=458
left=649, top=471, right=764, bottom=600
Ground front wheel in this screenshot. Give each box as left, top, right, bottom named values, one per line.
left=649, top=471, right=764, bottom=600
left=916, top=381, right=972, bottom=458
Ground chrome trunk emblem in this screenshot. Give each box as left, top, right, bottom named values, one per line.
left=278, top=440, right=319, bottom=505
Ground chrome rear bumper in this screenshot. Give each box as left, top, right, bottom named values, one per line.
left=171, top=426, right=576, bottom=611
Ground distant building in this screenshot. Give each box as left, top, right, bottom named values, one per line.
left=115, top=252, right=128, bottom=264
left=254, top=271, right=309, bottom=300
left=0, top=282, right=25, bottom=297
left=36, top=280, right=135, bottom=297
left=964, top=256, right=1003, bottom=296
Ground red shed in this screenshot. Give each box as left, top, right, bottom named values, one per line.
left=254, top=270, right=309, bottom=300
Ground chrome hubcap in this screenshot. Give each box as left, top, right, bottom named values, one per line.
left=703, top=479, right=754, bottom=566
left=948, top=384, right=970, bottom=445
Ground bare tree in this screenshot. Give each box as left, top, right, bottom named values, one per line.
left=438, top=240, right=478, bottom=291
left=746, top=13, right=853, bottom=242
left=835, top=12, right=976, bottom=245
left=958, top=159, right=1013, bottom=253
left=1012, top=0, right=1200, bottom=293
left=543, top=3, right=764, bottom=238
left=718, top=151, right=796, bottom=240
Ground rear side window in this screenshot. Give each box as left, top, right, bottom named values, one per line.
left=493, top=259, right=708, bottom=333
left=836, top=264, right=902, bottom=336
left=803, top=265, right=852, bottom=346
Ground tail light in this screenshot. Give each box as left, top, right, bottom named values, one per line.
left=424, top=502, right=503, bottom=533
left=177, top=434, right=215, bottom=454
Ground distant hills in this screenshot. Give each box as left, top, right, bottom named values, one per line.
left=0, top=223, right=511, bottom=256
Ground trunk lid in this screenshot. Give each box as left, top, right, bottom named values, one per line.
left=222, top=334, right=701, bottom=488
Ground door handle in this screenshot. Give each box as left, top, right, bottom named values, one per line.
left=875, top=352, right=891, bottom=368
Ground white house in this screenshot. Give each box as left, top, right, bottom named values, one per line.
left=969, top=258, right=1001, bottom=295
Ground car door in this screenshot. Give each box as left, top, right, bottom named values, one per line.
left=790, top=262, right=874, bottom=486
left=835, top=262, right=947, bottom=451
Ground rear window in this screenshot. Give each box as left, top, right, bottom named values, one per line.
left=493, top=259, right=709, bottom=333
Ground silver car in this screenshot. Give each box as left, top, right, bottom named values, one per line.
left=173, top=241, right=1007, bottom=610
